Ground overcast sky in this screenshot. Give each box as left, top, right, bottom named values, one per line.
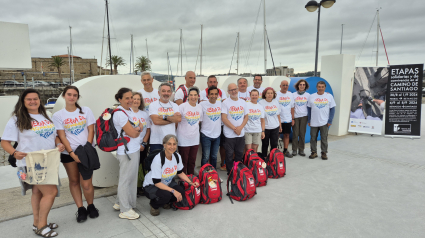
left=1, top=0, right=424, bottom=75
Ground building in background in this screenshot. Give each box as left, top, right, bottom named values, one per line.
left=266, top=66, right=294, bottom=77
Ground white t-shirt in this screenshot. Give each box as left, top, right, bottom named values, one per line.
left=137, top=88, right=160, bottom=113
left=149, top=100, right=180, bottom=144
left=177, top=102, right=203, bottom=147
left=52, top=106, right=96, bottom=154
left=200, top=88, right=227, bottom=102
left=200, top=100, right=222, bottom=138
left=143, top=152, right=184, bottom=187
left=133, top=110, right=151, bottom=144
left=247, top=86, right=266, bottom=102
left=276, top=91, right=295, bottom=123
left=2, top=114, right=57, bottom=167
left=245, top=102, right=265, bottom=133
left=308, top=93, right=336, bottom=127
left=238, top=91, right=251, bottom=102
left=259, top=99, right=281, bottom=129
left=222, top=98, right=248, bottom=138
left=174, top=85, right=189, bottom=103
left=293, top=92, right=311, bottom=118
left=113, top=106, right=140, bottom=155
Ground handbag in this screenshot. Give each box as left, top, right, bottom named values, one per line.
left=8, top=142, right=18, bottom=167
left=24, top=148, right=60, bottom=185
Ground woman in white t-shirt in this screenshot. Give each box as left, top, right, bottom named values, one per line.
left=259, top=87, right=282, bottom=158
left=1, top=89, right=65, bottom=237
left=143, top=134, right=199, bottom=216
left=111, top=88, right=142, bottom=220
left=53, top=86, right=98, bottom=223
left=292, top=79, right=311, bottom=157
left=131, top=92, right=151, bottom=196
left=244, top=89, right=265, bottom=152
left=176, top=87, right=202, bottom=175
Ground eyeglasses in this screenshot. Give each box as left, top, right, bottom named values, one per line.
left=281, top=85, right=289, bottom=87
left=228, top=88, right=238, bottom=92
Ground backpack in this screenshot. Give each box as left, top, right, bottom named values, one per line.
left=198, top=164, right=222, bottom=204
left=244, top=149, right=268, bottom=187
left=205, top=88, right=223, bottom=99
left=177, top=84, right=189, bottom=103
left=95, top=108, right=134, bottom=155
left=265, top=148, right=286, bottom=178
left=144, top=149, right=180, bottom=172
left=173, top=175, right=201, bottom=210
left=226, top=161, right=256, bottom=203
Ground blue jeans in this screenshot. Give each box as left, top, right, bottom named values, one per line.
left=149, top=144, right=163, bottom=152
left=200, top=133, right=220, bottom=169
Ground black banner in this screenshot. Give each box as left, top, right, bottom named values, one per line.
left=385, top=64, right=423, bottom=137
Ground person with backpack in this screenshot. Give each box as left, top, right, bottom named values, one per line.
left=199, top=75, right=227, bottom=102
left=174, top=71, right=196, bottom=105
left=52, top=86, right=99, bottom=223
left=176, top=87, right=202, bottom=175
left=307, top=81, right=336, bottom=160
left=131, top=92, right=151, bottom=196
left=149, top=83, right=181, bottom=151
left=259, top=87, right=282, bottom=159
left=111, top=88, right=142, bottom=220
left=137, top=71, right=160, bottom=113
left=244, top=89, right=265, bottom=153
left=292, top=79, right=310, bottom=157
left=143, top=134, right=199, bottom=216
left=1, top=89, right=65, bottom=237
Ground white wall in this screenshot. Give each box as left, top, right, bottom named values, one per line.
left=0, top=21, right=32, bottom=70
left=321, top=54, right=356, bottom=136
left=0, top=96, right=19, bottom=136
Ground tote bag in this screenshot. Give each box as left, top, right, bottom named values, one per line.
left=25, top=148, right=60, bottom=185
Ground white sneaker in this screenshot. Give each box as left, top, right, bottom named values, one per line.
left=128, top=209, right=140, bottom=218
left=219, top=178, right=223, bottom=183
left=113, top=203, right=120, bottom=211
left=119, top=210, right=139, bottom=220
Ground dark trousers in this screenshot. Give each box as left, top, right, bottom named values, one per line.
left=310, top=125, right=329, bottom=153
left=224, top=136, right=245, bottom=174
left=145, top=184, right=185, bottom=209
left=292, top=116, right=308, bottom=152
left=261, top=126, right=280, bottom=158
left=178, top=145, right=199, bottom=175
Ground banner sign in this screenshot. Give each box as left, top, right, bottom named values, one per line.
left=384, top=64, right=423, bottom=137
left=349, top=67, right=388, bottom=135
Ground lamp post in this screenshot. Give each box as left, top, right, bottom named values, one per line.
left=305, top=0, right=336, bottom=77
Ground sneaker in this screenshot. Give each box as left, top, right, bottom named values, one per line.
left=298, top=150, right=306, bottom=156
left=321, top=152, right=328, bottom=160
left=292, top=151, right=297, bottom=156
left=87, top=204, right=99, bottom=218
left=113, top=203, right=120, bottom=211
left=163, top=204, right=171, bottom=210
left=219, top=164, right=226, bottom=171
left=119, top=210, right=139, bottom=220
left=150, top=206, right=160, bottom=216
left=284, top=151, right=293, bottom=158
left=309, top=152, right=318, bottom=159
left=76, top=207, right=88, bottom=223
left=219, top=178, right=223, bottom=183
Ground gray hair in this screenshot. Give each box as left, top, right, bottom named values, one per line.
left=237, top=77, right=247, bottom=84
left=141, top=71, right=152, bottom=79
left=163, top=134, right=178, bottom=145
left=158, top=82, right=172, bottom=91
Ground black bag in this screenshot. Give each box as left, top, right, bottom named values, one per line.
left=144, top=149, right=179, bottom=172
left=7, top=142, right=18, bottom=167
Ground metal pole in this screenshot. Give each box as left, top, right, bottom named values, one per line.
left=376, top=9, right=380, bottom=67
left=264, top=0, right=267, bottom=75
left=130, top=34, right=133, bottom=74
left=146, top=39, right=149, bottom=60
left=200, top=24, right=203, bottom=76
left=314, top=6, right=321, bottom=77
left=180, top=29, right=183, bottom=76
left=24, top=75, right=26, bottom=89
left=32, top=77, right=34, bottom=89
left=69, top=26, right=74, bottom=83
left=68, top=47, right=71, bottom=77
left=340, top=24, right=344, bottom=54
left=106, top=0, right=113, bottom=75
left=167, top=52, right=170, bottom=81
left=237, top=32, right=239, bottom=75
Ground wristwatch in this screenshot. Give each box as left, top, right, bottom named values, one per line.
left=171, top=189, right=175, bottom=194
left=163, top=115, right=168, bottom=121
left=141, top=142, right=147, bottom=147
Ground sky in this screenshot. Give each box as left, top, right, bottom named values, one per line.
left=1, top=0, right=424, bottom=75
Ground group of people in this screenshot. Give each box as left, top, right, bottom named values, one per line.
left=0, top=71, right=336, bottom=237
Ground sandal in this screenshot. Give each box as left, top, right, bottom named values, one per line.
left=35, top=225, right=58, bottom=237
left=33, top=223, right=59, bottom=232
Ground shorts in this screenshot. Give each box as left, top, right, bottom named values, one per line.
left=60, top=153, right=93, bottom=180
left=220, top=126, right=225, bottom=146
left=281, top=122, right=292, bottom=134
left=245, top=132, right=261, bottom=145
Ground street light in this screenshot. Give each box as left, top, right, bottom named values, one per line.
left=305, top=0, right=336, bottom=77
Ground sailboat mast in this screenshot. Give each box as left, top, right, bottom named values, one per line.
left=376, top=9, right=380, bottom=67
left=200, top=24, right=203, bottom=76
left=100, top=5, right=106, bottom=75
left=167, top=52, right=170, bottom=81
left=180, top=29, right=183, bottom=76
left=264, top=0, right=267, bottom=75
left=69, top=26, right=74, bottom=83
left=130, top=34, right=133, bottom=74
left=106, top=0, right=113, bottom=75
left=146, top=39, right=149, bottom=60
left=237, top=32, right=239, bottom=75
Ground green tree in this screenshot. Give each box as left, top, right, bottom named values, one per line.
left=106, top=55, right=126, bottom=75
left=135, top=56, right=151, bottom=72
left=49, top=56, right=66, bottom=82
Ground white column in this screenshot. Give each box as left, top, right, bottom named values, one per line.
left=320, top=54, right=355, bottom=136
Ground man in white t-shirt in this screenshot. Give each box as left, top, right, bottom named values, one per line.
left=237, top=77, right=250, bottom=102
left=307, top=81, right=336, bottom=160
left=276, top=80, right=295, bottom=158
left=247, top=74, right=266, bottom=101
left=222, top=83, right=248, bottom=174
left=200, top=75, right=227, bottom=102
left=174, top=71, right=196, bottom=105
left=149, top=83, right=181, bottom=151
left=137, top=71, right=160, bottom=113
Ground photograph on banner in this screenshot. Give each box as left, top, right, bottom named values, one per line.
left=349, top=67, right=388, bottom=134
left=384, top=64, right=423, bottom=138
